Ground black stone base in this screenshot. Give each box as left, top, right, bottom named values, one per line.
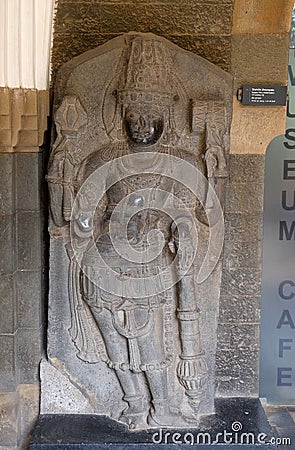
left=29, top=398, right=277, bottom=449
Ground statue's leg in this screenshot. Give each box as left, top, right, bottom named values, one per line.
left=145, top=368, right=167, bottom=399
left=136, top=305, right=166, bottom=364
left=136, top=305, right=190, bottom=426
left=90, top=307, right=147, bottom=428
left=135, top=307, right=170, bottom=424
left=146, top=367, right=191, bottom=426
left=145, top=367, right=179, bottom=426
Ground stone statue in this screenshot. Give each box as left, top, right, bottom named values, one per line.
left=45, top=32, right=232, bottom=429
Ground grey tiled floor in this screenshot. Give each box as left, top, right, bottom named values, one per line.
left=263, top=405, right=295, bottom=449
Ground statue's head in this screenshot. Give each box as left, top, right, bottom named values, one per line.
left=124, top=105, right=164, bottom=148
left=118, top=36, right=175, bottom=149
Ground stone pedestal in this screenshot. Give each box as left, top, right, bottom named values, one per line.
left=30, top=398, right=277, bottom=449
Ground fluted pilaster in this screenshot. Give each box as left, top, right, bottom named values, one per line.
left=0, top=0, right=55, bottom=90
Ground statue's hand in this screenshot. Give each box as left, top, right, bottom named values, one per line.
left=177, top=246, right=195, bottom=273
left=73, top=211, right=93, bottom=238
left=171, top=217, right=196, bottom=275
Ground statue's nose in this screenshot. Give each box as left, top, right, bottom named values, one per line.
left=135, top=115, right=146, bottom=130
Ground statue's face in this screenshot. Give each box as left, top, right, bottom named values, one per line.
left=124, top=107, right=164, bottom=148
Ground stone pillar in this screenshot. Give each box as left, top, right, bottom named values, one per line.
left=0, top=88, right=49, bottom=449
left=0, top=1, right=54, bottom=447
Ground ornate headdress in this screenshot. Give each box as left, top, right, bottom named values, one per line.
left=118, top=36, right=174, bottom=108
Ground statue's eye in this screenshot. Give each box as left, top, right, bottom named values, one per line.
left=126, top=111, right=139, bottom=121
left=150, top=115, right=160, bottom=121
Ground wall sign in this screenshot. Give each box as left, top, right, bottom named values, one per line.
left=240, top=85, right=287, bottom=106
left=260, top=135, right=295, bottom=403
left=260, top=49, right=295, bottom=403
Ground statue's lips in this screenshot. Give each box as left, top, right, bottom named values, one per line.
left=129, top=131, right=158, bottom=143
left=131, top=129, right=155, bottom=137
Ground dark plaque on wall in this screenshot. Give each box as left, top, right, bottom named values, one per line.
left=240, top=85, right=287, bottom=106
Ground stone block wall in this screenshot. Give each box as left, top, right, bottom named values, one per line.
left=214, top=0, right=293, bottom=397
left=0, top=152, right=43, bottom=386
left=230, top=0, right=292, bottom=154
left=51, top=0, right=234, bottom=84
left=216, top=154, right=264, bottom=396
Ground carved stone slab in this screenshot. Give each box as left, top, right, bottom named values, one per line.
left=44, top=32, right=232, bottom=430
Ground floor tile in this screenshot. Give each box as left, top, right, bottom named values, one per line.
left=267, top=411, right=295, bottom=428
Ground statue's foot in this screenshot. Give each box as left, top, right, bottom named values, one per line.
left=179, top=407, right=199, bottom=425
left=148, top=406, right=193, bottom=428
left=120, top=409, right=148, bottom=430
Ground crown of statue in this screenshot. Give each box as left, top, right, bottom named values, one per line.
left=119, top=36, right=174, bottom=107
